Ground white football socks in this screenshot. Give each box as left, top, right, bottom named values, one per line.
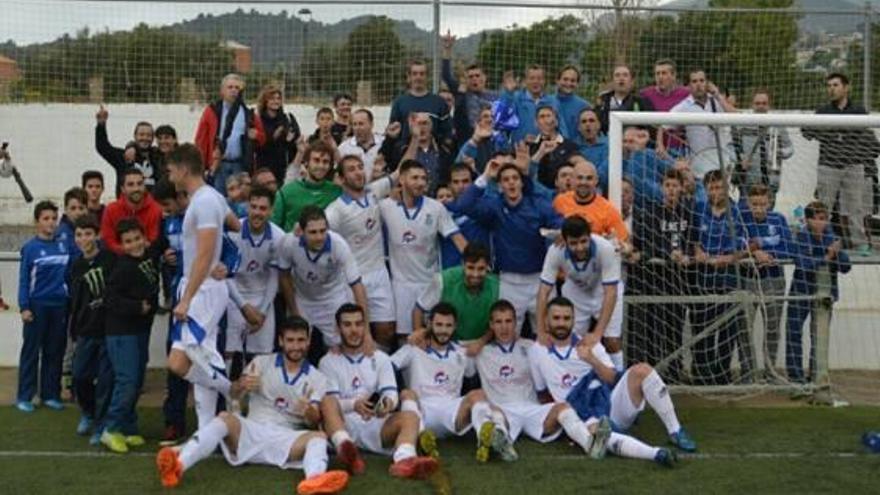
left=558, top=408, right=593, bottom=453
left=302, top=437, right=329, bottom=479
left=392, top=443, right=417, bottom=463
left=642, top=369, right=681, bottom=435
left=330, top=430, right=353, bottom=449
left=179, top=416, right=228, bottom=471
left=193, top=385, right=218, bottom=429
left=608, top=432, right=659, bottom=461
left=183, top=358, right=231, bottom=399
left=470, top=401, right=493, bottom=433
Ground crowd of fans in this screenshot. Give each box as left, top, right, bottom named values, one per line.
left=8, top=33, right=873, bottom=482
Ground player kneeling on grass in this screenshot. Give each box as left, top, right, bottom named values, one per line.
left=156, top=317, right=349, bottom=495
left=319, top=303, right=439, bottom=479
left=476, top=299, right=611, bottom=458
left=391, top=302, right=517, bottom=463
left=528, top=297, right=696, bottom=467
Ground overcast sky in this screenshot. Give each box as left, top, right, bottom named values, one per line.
left=0, top=0, right=601, bottom=45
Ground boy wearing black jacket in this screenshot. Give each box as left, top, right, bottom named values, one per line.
left=69, top=216, right=116, bottom=445
left=100, top=218, right=161, bottom=454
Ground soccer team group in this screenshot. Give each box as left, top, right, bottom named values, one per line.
left=20, top=49, right=851, bottom=493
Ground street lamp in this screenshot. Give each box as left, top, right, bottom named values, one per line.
left=298, top=8, right=313, bottom=99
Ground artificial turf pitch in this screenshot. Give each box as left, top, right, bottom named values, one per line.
left=2, top=404, right=878, bottom=494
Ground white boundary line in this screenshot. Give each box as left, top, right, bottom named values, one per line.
left=0, top=450, right=871, bottom=460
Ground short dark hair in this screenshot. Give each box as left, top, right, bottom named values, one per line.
left=688, top=68, right=707, bottom=80
left=253, top=166, right=274, bottom=177
left=407, top=58, right=428, bottom=74
left=152, top=178, right=177, bottom=202
left=354, top=108, right=374, bottom=123
left=399, top=159, right=426, bottom=175
left=748, top=183, right=770, bottom=198
left=704, top=169, right=726, bottom=184
left=826, top=72, right=850, bottom=86
left=547, top=296, right=575, bottom=313
left=248, top=184, right=275, bottom=204
left=462, top=242, right=491, bottom=264
left=561, top=215, right=591, bottom=240
left=155, top=124, right=177, bottom=139
left=33, top=200, right=58, bottom=221
left=465, top=63, right=483, bottom=73
left=497, top=163, right=523, bottom=182
left=74, top=214, right=100, bottom=233
left=278, top=316, right=311, bottom=337
left=298, top=205, right=327, bottom=231
left=662, top=168, right=684, bottom=183
left=122, top=167, right=144, bottom=181
left=654, top=58, right=677, bottom=73
left=525, top=64, right=545, bottom=75
left=335, top=303, right=365, bottom=326
left=64, top=187, right=88, bottom=207
left=316, top=107, right=334, bottom=118
left=489, top=299, right=517, bottom=320
left=333, top=93, right=353, bottom=106
left=304, top=140, right=334, bottom=164
left=81, top=170, right=104, bottom=188
left=133, top=121, right=153, bottom=135
left=805, top=200, right=829, bottom=219
left=430, top=302, right=458, bottom=322
left=557, top=64, right=581, bottom=82
left=115, top=217, right=145, bottom=239
left=167, top=143, right=205, bottom=176
left=554, top=162, right=574, bottom=181
left=449, top=163, right=473, bottom=177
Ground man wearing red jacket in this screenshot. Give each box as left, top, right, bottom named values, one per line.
left=100, top=168, right=163, bottom=255
left=194, top=73, right=266, bottom=195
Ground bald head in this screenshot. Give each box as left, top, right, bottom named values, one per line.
left=571, top=157, right=599, bottom=201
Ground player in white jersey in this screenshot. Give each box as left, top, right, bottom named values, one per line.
left=277, top=205, right=370, bottom=360
left=165, top=144, right=235, bottom=429
left=529, top=297, right=697, bottom=467
left=318, top=303, right=439, bottom=479
left=325, top=154, right=399, bottom=351
left=391, top=303, right=517, bottom=463
left=379, top=160, right=467, bottom=339
left=477, top=299, right=613, bottom=457
left=537, top=215, right=626, bottom=370
left=156, top=317, right=349, bottom=494
left=225, top=185, right=284, bottom=359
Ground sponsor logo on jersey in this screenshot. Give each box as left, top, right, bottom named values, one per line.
left=402, top=231, right=417, bottom=244
left=246, top=259, right=260, bottom=272
left=274, top=397, right=290, bottom=412
left=351, top=376, right=362, bottom=390
left=365, top=217, right=376, bottom=231
left=561, top=373, right=576, bottom=388
left=306, top=271, right=319, bottom=283
left=499, top=365, right=514, bottom=379
left=433, top=371, right=449, bottom=385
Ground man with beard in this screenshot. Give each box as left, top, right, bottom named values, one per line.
left=436, top=163, right=491, bottom=269
left=391, top=303, right=517, bottom=463
left=156, top=318, right=349, bottom=494
left=319, top=303, right=439, bottom=479
left=272, top=140, right=342, bottom=232
left=225, top=186, right=285, bottom=369
left=100, top=168, right=163, bottom=255
left=277, top=206, right=370, bottom=363
left=95, top=105, right=163, bottom=194
left=325, top=155, right=399, bottom=352
left=337, top=109, right=384, bottom=183
left=455, top=156, right=561, bottom=334
left=380, top=160, right=466, bottom=341
left=529, top=297, right=695, bottom=466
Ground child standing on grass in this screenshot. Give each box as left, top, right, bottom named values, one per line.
left=68, top=215, right=117, bottom=445
left=16, top=200, right=71, bottom=413
left=100, top=218, right=161, bottom=453
left=786, top=200, right=851, bottom=383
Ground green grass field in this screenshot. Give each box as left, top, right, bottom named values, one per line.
left=3, top=403, right=879, bottom=494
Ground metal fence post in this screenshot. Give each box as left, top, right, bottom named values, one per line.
left=432, top=0, right=441, bottom=93
left=865, top=2, right=873, bottom=111
left=810, top=265, right=835, bottom=405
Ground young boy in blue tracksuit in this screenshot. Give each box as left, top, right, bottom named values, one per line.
left=17, top=200, right=71, bottom=412
left=786, top=200, right=851, bottom=383
left=741, top=184, right=795, bottom=373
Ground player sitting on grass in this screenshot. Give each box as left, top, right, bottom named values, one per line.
left=476, top=299, right=611, bottom=458
left=529, top=297, right=696, bottom=467
left=156, top=317, right=349, bottom=495
left=391, top=302, right=517, bottom=463
left=319, top=303, right=439, bottom=479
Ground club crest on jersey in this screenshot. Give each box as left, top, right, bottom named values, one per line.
left=424, top=213, right=433, bottom=225
left=351, top=376, right=362, bottom=390
left=402, top=231, right=417, bottom=244
left=433, top=371, right=449, bottom=385
left=561, top=373, right=576, bottom=388
left=246, top=259, right=260, bottom=272
left=499, top=365, right=514, bottom=379
left=365, top=217, right=376, bottom=231
left=306, top=271, right=319, bottom=283
left=274, top=397, right=289, bottom=412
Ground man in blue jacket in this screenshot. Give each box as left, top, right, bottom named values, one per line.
left=547, top=65, right=591, bottom=141
left=499, top=66, right=549, bottom=143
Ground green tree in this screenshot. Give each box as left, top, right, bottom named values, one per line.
left=342, top=16, right=407, bottom=102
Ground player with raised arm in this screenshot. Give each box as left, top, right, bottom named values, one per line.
left=225, top=185, right=285, bottom=365
left=156, top=317, right=349, bottom=494
left=325, top=154, right=399, bottom=351
left=319, top=303, right=439, bottom=479
left=379, top=160, right=466, bottom=340
left=276, top=205, right=370, bottom=361
left=476, top=299, right=610, bottom=457
left=536, top=216, right=623, bottom=368
left=391, top=303, right=517, bottom=463
left=164, top=144, right=234, bottom=428
left=529, top=297, right=696, bottom=467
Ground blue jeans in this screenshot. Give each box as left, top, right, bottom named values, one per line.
left=785, top=298, right=831, bottom=382
left=212, top=159, right=243, bottom=196
left=105, top=334, right=148, bottom=435
left=17, top=303, right=67, bottom=403
left=72, top=335, right=113, bottom=428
